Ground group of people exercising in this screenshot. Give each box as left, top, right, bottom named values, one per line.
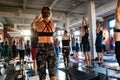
left=30, top=0, right=120, bottom=80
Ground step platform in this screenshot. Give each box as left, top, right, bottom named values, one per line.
left=59, top=68, right=98, bottom=80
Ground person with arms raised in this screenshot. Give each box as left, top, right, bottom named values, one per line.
left=81, top=17, right=92, bottom=68
left=35, top=7, right=56, bottom=80
left=114, top=0, right=120, bottom=66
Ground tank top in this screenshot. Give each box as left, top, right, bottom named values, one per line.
left=62, top=40, right=70, bottom=46
left=82, top=33, right=89, bottom=44
left=95, top=30, right=103, bottom=45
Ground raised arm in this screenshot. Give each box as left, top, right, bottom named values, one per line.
left=82, top=16, right=87, bottom=27
left=115, top=0, right=120, bottom=23
left=31, top=15, right=41, bottom=29
left=81, top=17, right=87, bottom=36
left=31, top=16, right=38, bottom=28
left=96, top=21, right=101, bottom=34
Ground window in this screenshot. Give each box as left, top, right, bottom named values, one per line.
left=74, top=31, right=80, bottom=36
left=109, top=19, right=115, bottom=28
left=21, top=30, right=31, bottom=36
left=57, top=30, right=64, bottom=36
left=108, top=18, right=115, bottom=37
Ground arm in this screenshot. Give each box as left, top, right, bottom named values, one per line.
left=53, top=22, right=56, bottom=32
left=31, top=16, right=38, bottom=26
left=96, top=21, right=100, bottom=34
left=115, top=0, right=120, bottom=23
left=82, top=16, right=87, bottom=27
left=81, top=17, right=87, bottom=36
left=31, top=15, right=41, bottom=29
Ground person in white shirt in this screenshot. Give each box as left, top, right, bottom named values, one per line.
left=18, top=37, right=25, bottom=61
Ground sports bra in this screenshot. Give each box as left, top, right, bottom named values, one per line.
left=37, top=20, right=54, bottom=36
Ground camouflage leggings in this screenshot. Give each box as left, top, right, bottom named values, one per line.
left=37, top=43, right=56, bottom=79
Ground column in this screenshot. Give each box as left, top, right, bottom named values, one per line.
left=64, top=16, right=70, bottom=30
left=88, top=0, right=97, bottom=59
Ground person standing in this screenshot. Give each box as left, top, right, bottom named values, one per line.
left=0, top=41, right=3, bottom=59
left=12, top=40, right=17, bottom=58
left=79, top=28, right=83, bottom=52
left=81, top=17, right=92, bottom=68
left=31, top=15, right=40, bottom=75
left=25, top=40, right=31, bottom=60
left=114, top=0, right=120, bottom=66
left=35, top=7, right=56, bottom=80
left=109, top=37, right=115, bottom=52
left=3, top=41, right=9, bottom=60
left=18, top=37, right=25, bottom=64
left=95, top=21, right=103, bottom=64
left=75, top=38, right=79, bottom=56
left=70, top=29, right=77, bottom=58
left=62, top=30, right=70, bottom=68
left=18, top=37, right=25, bottom=77
left=102, top=37, right=107, bottom=54
left=54, top=38, right=60, bottom=58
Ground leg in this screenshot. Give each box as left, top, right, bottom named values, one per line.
left=31, top=48, right=37, bottom=75
left=62, top=48, right=67, bottom=67
left=36, top=51, right=46, bottom=79
left=115, top=41, right=120, bottom=66
left=100, top=53, right=103, bottom=63
left=84, top=52, right=89, bottom=67
left=97, top=53, right=101, bottom=63
left=47, top=49, right=56, bottom=80
left=63, top=55, right=67, bottom=67
left=96, top=45, right=103, bottom=63
left=87, top=52, right=92, bottom=66
left=33, top=60, right=37, bottom=75
left=83, top=44, right=87, bottom=66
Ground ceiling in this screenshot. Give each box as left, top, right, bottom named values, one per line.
left=0, top=0, right=117, bottom=37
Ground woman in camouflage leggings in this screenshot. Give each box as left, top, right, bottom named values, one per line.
left=35, top=7, right=56, bottom=80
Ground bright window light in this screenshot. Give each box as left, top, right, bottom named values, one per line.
left=24, top=36, right=30, bottom=41
left=74, top=31, right=80, bottom=36
left=109, top=19, right=115, bottom=28
left=57, top=30, right=64, bottom=35
left=109, top=18, right=115, bottom=37
left=110, top=29, right=113, bottom=37
left=21, top=30, right=31, bottom=36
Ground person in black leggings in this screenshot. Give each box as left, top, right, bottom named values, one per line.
left=62, top=30, right=70, bottom=68
left=95, top=21, right=103, bottom=64
left=81, top=17, right=92, bottom=68
left=35, top=7, right=56, bottom=80
left=114, top=0, right=120, bottom=66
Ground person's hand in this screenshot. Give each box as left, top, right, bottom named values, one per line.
left=82, top=16, right=85, bottom=20
left=35, top=16, right=39, bottom=20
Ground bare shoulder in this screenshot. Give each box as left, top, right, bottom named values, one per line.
left=50, top=21, right=55, bottom=26
left=35, top=21, right=43, bottom=27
